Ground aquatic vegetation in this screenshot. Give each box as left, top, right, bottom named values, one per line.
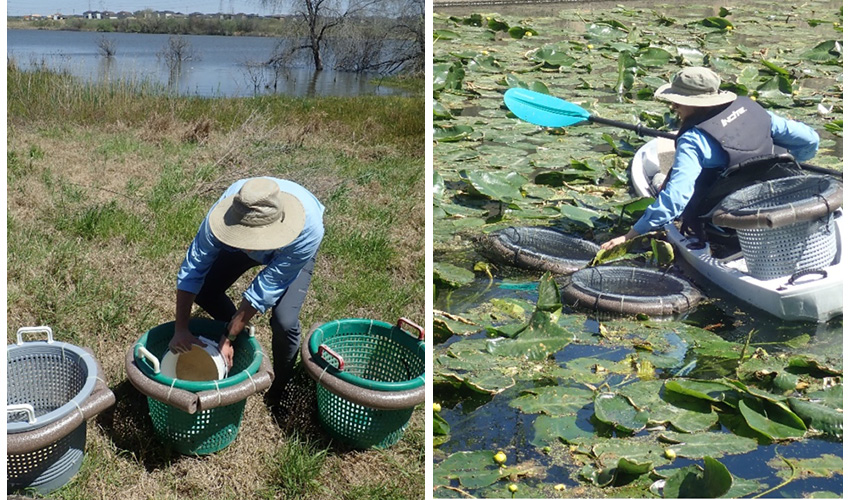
left=433, top=6, right=842, bottom=494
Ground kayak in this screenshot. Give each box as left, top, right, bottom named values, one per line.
left=630, top=138, right=845, bottom=323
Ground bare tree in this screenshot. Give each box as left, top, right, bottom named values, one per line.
left=328, top=0, right=423, bottom=74
left=258, top=0, right=384, bottom=71
left=157, top=35, right=199, bottom=71
left=97, top=35, right=117, bottom=58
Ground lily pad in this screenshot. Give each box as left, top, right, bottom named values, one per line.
left=560, top=203, right=601, bottom=229
left=787, top=398, right=843, bottom=437
left=594, top=392, right=649, bottom=434
left=531, top=414, right=595, bottom=447
left=434, top=262, right=475, bottom=288
left=434, top=124, right=474, bottom=142
left=737, top=397, right=807, bottom=440
left=434, top=62, right=465, bottom=90
left=460, top=170, right=527, bottom=203
left=768, top=453, right=842, bottom=479
left=658, top=431, right=758, bottom=459
left=663, top=456, right=732, bottom=498
left=433, top=450, right=506, bottom=489
left=510, top=386, right=595, bottom=416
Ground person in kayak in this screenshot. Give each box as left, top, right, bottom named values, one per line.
left=170, top=176, right=325, bottom=408
left=600, top=67, right=819, bottom=251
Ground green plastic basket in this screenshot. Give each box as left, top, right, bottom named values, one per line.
left=134, top=318, right=263, bottom=455
left=308, top=318, right=425, bottom=449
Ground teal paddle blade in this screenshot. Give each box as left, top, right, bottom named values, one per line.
left=504, top=88, right=592, bottom=127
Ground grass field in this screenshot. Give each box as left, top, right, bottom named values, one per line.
left=6, top=62, right=425, bottom=500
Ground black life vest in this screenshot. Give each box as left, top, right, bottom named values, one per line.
left=676, top=97, right=799, bottom=242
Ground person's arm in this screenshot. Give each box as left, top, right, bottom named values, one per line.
left=170, top=289, right=205, bottom=353
left=217, top=299, right=258, bottom=368
left=601, top=134, right=709, bottom=251
left=171, top=217, right=222, bottom=353
left=769, top=113, right=819, bottom=161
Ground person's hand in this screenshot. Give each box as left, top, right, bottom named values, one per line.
left=169, top=326, right=204, bottom=354
left=218, top=336, right=235, bottom=369
left=600, top=235, right=628, bottom=252
left=600, top=227, right=640, bottom=252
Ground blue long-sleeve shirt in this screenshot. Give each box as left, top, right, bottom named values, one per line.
left=177, top=178, right=325, bottom=313
left=633, top=113, right=820, bottom=234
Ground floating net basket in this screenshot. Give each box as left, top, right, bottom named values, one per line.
left=127, top=318, right=269, bottom=455
left=476, top=226, right=600, bottom=274
left=561, top=266, right=703, bottom=317
left=7, top=326, right=114, bottom=495
left=711, top=175, right=842, bottom=280
left=302, top=318, right=426, bottom=449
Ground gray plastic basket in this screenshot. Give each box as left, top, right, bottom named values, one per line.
left=710, top=176, right=842, bottom=280
left=737, top=215, right=836, bottom=280
left=7, top=326, right=99, bottom=494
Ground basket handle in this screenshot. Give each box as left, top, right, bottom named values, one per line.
left=318, top=344, right=345, bottom=370
left=15, top=326, right=54, bottom=345
left=787, top=269, right=828, bottom=286
left=135, top=345, right=161, bottom=374
left=7, top=404, right=36, bottom=424
left=397, top=318, right=425, bottom=341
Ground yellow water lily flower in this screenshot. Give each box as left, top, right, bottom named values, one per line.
left=494, top=451, right=507, bottom=464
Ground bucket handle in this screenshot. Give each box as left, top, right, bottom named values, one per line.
left=135, top=345, right=161, bottom=374
left=318, top=344, right=345, bottom=370
left=15, top=326, right=54, bottom=345
left=7, top=404, right=36, bottom=424
left=397, top=318, right=425, bottom=341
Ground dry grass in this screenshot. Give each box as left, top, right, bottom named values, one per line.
left=7, top=66, right=425, bottom=500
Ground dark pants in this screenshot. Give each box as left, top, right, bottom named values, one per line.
left=194, top=250, right=316, bottom=394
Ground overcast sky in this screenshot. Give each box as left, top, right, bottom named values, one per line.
left=6, top=1, right=277, bottom=16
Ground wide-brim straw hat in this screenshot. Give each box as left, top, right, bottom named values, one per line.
left=655, top=67, right=737, bottom=107
left=209, top=178, right=306, bottom=251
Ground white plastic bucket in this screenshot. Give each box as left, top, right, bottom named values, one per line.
left=160, top=336, right=228, bottom=381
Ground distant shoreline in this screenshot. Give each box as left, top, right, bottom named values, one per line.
left=6, top=16, right=296, bottom=38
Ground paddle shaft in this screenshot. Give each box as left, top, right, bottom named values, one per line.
left=587, top=115, right=677, bottom=140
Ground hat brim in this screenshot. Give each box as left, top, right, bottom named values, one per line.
left=655, top=83, right=737, bottom=107
left=208, top=192, right=306, bottom=251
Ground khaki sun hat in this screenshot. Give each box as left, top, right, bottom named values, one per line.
left=654, top=67, right=737, bottom=107
left=208, top=178, right=306, bottom=251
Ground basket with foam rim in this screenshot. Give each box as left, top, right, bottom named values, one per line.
left=133, top=319, right=263, bottom=392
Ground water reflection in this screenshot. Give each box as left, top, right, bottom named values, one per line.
left=7, top=28, right=409, bottom=98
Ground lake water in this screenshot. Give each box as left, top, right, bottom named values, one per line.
left=6, top=29, right=409, bottom=97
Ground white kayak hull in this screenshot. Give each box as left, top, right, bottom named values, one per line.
left=631, top=138, right=844, bottom=323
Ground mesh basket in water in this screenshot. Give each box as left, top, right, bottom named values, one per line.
left=476, top=226, right=600, bottom=274
left=132, top=318, right=264, bottom=455
left=562, top=266, right=703, bottom=317
left=7, top=326, right=99, bottom=494
left=710, top=176, right=843, bottom=280
left=305, top=318, right=425, bottom=449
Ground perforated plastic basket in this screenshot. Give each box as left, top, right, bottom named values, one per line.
left=711, top=176, right=841, bottom=280
left=737, top=215, right=836, bottom=280
left=307, top=318, right=425, bottom=449
left=7, top=326, right=98, bottom=494
left=133, top=318, right=263, bottom=455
